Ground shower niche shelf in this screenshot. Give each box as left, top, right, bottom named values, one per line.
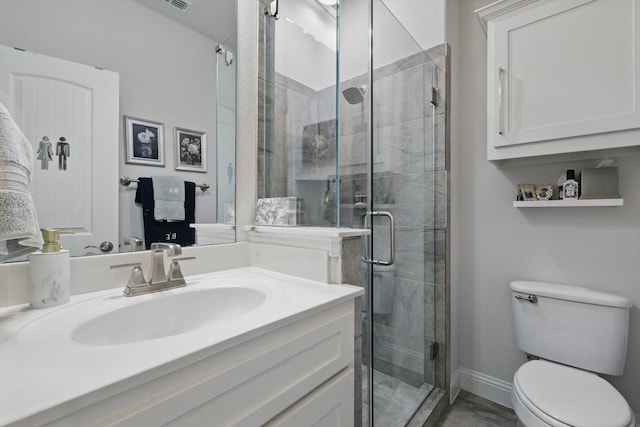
left=513, top=199, right=624, bottom=208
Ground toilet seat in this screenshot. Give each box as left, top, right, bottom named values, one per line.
left=513, top=360, right=634, bottom=427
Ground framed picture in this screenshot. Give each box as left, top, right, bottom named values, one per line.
left=175, top=127, right=207, bottom=172
left=535, top=184, right=553, bottom=201
left=519, top=184, right=537, bottom=201
left=124, top=116, right=165, bottom=166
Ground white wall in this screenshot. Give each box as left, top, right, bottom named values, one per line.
left=383, top=0, right=445, bottom=50
left=0, top=0, right=219, bottom=249
left=449, top=0, right=640, bottom=414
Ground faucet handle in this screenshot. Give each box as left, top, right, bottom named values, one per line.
left=166, top=257, right=195, bottom=283
left=110, top=262, right=147, bottom=288
left=172, top=257, right=196, bottom=262
left=126, top=265, right=147, bottom=287
left=109, top=262, right=148, bottom=296
left=167, top=260, right=185, bottom=284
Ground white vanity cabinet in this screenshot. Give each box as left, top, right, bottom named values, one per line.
left=0, top=267, right=362, bottom=427
left=34, top=302, right=355, bottom=427
left=478, top=0, right=640, bottom=165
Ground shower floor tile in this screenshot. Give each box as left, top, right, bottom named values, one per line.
left=362, top=367, right=433, bottom=427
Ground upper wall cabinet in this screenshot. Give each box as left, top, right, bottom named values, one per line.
left=477, top=0, right=640, bottom=166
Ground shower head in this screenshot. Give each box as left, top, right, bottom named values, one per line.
left=342, top=85, right=367, bottom=105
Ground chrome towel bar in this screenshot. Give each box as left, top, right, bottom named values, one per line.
left=119, top=176, right=210, bottom=192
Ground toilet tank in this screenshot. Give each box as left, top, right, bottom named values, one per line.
left=510, top=281, right=632, bottom=375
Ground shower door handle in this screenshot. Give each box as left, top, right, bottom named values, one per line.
left=362, top=211, right=395, bottom=266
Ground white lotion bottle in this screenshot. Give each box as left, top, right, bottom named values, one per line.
left=29, top=228, right=73, bottom=309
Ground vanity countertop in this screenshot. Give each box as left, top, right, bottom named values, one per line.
left=0, top=267, right=363, bottom=426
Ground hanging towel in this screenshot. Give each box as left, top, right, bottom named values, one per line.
left=135, top=177, right=195, bottom=249
left=0, top=102, right=43, bottom=261
left=152, top=175, right=185, bottom=221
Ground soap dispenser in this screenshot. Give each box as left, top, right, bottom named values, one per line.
left=28, top=228, right=73, bottom=309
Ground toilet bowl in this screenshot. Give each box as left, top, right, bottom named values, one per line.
left=511, top=360, right=635, bottom=427
left=510, top=281, right=635, bottom=427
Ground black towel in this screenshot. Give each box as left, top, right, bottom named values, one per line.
left=135, top=177, right=196, bottom=249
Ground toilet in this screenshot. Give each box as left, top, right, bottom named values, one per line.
left=510, top=281, right=636, bottom=427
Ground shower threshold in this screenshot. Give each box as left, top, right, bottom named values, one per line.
left=362, top=367, right=434, bottom=427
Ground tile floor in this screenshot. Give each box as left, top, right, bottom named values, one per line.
left=438, top=390, right=518, bottom=427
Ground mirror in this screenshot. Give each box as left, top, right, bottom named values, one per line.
left=0, top=0, right=236, bottom=261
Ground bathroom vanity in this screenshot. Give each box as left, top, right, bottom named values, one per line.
left=0, top=267, right=362, bottom=427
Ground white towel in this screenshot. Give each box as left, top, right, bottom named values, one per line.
left=152, top=176, right=185, bottom=221
left=0, top=102, right=43, bottom=261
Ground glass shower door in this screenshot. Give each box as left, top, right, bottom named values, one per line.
left=339, top=0, right=440, bottom=425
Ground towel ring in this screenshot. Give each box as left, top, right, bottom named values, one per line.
left=119, top=176, right=210, bottom=192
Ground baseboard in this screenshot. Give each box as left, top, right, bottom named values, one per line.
left=459, top=367, right=513, bottom=408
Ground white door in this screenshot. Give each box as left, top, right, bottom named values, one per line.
left=0, top=45, right=119, bottom=256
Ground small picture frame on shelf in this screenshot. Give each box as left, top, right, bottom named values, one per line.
left=535, top=184, right=553, bottom=201
left=519, top=184, right=537, bottom=201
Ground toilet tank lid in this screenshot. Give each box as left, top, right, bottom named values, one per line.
left=510, top=281, right=632, bottom=308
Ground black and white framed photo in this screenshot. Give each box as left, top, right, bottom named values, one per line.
left=124, top=116, right=165, bottom=166
left=175, top=127, right=207, bottom=172
left=519, top=184, right=537, bottom=201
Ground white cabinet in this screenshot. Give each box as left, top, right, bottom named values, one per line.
left=478, top=0, right=640, bottom=166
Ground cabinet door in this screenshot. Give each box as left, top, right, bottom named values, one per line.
left=487, top=0, right=640, bottom=149
left=265, top=369, right=355, bottom=427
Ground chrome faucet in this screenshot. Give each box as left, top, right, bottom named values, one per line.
left=148, top=242, right=182, bottom=285
left=111, top=243, right=195, bottom=297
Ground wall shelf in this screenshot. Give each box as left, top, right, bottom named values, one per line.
left=513, top=199, right=624, bottom=208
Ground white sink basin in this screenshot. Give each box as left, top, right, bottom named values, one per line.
left=71, top=287, right=266, bottom=345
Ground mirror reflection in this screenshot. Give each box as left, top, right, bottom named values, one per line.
left=0, top=0, right=236, bottom=261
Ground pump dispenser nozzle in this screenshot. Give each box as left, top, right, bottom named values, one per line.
left=40, top=228, right=74, bottom=253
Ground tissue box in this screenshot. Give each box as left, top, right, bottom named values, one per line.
left=580, top=167, right=619, bottom=199
left=255, top=197, right=300, bottom=226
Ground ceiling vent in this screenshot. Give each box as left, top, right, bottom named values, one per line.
left=164, top=0, right=192, bottom=12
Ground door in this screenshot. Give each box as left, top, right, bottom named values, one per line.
left=333, top=0, right=440, bottom=424
left=0, top=45, right=119, bottom=256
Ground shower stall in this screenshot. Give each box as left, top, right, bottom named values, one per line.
left=259, top=0, right=450, bottom=425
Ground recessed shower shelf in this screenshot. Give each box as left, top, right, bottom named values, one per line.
left=513, top=199, right=624, bottom=208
